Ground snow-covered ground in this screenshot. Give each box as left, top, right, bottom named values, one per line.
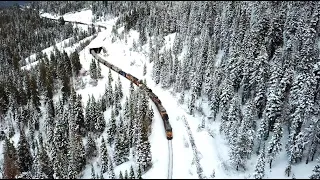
left=19, top=9, right=318, bottom=179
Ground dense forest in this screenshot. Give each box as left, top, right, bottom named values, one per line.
left=0, top=2, right=153, bottom=179
left=85, top=1, right=320, bottom=178
left=1, top=1, right=320, bottom=179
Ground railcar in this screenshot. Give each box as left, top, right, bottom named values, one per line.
left=90, top=46, right=173, bottom=140
left=119, top=70, right=126, bottom=77
left=154, top=101, right=172, bottom=140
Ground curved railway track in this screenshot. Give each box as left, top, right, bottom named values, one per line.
left=89, top=47, right=173, bottom=179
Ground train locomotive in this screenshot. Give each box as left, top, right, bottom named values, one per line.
left=89, top=47, right=173, bottom=140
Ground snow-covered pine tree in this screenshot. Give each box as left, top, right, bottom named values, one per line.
left=267, top=119, right=283, bottom=169
left=94, top=100, right=106, bottom=135
left=143, top=63, right=147, bottom=76
left=86, top=133, right=97, bottom=160
left=90, top=59, right=98, bottom=80
left=188, top=90, right=196, bottom=115
left=310, top=165, right=320, bottom=179
left=219, top=77, right=234, bottom=112
left=303, top=117, right=320, bottom=164
left=97, top=60, right=102, bottom=78
left=74, top=94, right=85, bottom=136
left=107, top=110, right=117, bottom=145
left=228, top=95, right=244, bottom=171
left=114, top=84, right=121, bottom=116
left=107, top=158, right=115, bottom=179
left=124, top=169, right=129, bottom=179
left=113, top=132, right=124, bottom=166
left=91, top=164, right=96, bottom=179
left=129, top=165, right=135, bottom=179
left=108, top=68, right=113, bottom=82
left=53, top=100, right=69, bottom=179
left=117, top=75, right=123, bottom=99
left=119, top=171, right=124, bottom=179
left=84, top=95, right=92, bottom=132
left=100, top=138, right=108, bottom=173
left=253, top=143, right=266, bottom=179
left=136, top=165, right=142, bottom=179
left=107, top=79, right=114, bottom=107
left=225, top=94, right=242, bottom=143
left=17, top=130, right=33, bottom=174
left=38, top=139, right=54, bottom=179
left=141, top=140, right=152, bottom=172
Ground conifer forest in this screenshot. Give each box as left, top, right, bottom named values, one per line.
left=0, top=1, right=320, bottom=179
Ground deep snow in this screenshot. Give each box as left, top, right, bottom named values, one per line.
left=14, top=9, right=318, bottom=179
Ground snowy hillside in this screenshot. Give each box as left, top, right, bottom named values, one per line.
left=19, top=8, right=317, bottom=179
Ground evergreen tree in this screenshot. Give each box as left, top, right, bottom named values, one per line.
left=100, top=138, right=109, bottom=174
left=38, top=137, right=54, bottom=178
left=86, top=133, right=98, bottom=160
left=108, top=68, right=113, bottom=82
left=137, top=165, right=142, bottom=179
left=119, top=171, right=124, bottom=179
left=143, top=63, right=147, bottom=76
left=129, top=165, right=135, bottom=179
left=107, top=158, right=115, bottom=179
left=97, top=60, right=102, bottom=78
left=94, top=100, right=106, bottom=135
left=75, top=94, right=85, bottom=136
left=188, top=90, right=196, bottom=115
left=91, top=164, right=96, bottom=179
left=17, top=130, right=33, bottom=173
left=3, top=137, right=19, bottom=179
left=107, top=110, right=117, bottom=145
left=310, top=165, right=320, bottom=179
left=267, top=120, right=283, bottom=169
left=253, top=144, right=266, bottom=179
left=90, top=59, right=98, bottom=80
left=124, top=169, right=129, bottom=179
left=117, top=75, right=123, bottom=99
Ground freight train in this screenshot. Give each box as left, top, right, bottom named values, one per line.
left=89, top=47, right=173, bottom=140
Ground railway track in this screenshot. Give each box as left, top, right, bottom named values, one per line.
left=89, top=48, right=173, bottom=179
left=41, top=16, right=107, bottom=29
left=168, top=140, right=173, bottom=179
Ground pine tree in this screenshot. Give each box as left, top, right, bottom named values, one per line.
left=143, top=63, right=147, bottom=76
left=267, top=120, right=283, bottom=169
left=310, top=165, right=320, bottom=179
left=3, top=137, right=19, bottom=179
left=100, top=138, right=108, bottom=173
left=114, top=132, right=124, bottom=166
left=108, top=68, right=113, bottom=82
left=107, top=158, right=115, bottom=179
left=117, top=75, right=123, bottom=99
left=97, top=60, right=102, bottom=78
left=32, top=144, right=46, bottom=179
left=94, top=100, right=106, bottom=135
left=119, top=171, right=124, bottom=179
left=107, top=110, right=117, bottom=145
left=136, top=165, right=142, bottom=179
left=75, top=94, right=85, bottom=136
left=91, top=164, right=96, bottom=179
left=107, top=80, right=114, bottom=107
left=129, top=165, right=135, bottom=179
left=188, top=90, right=196, bottom=115
left=17, top=130, right=33, bottom=173
left=38, top=140, right=54, bottom=179
left=86, top=133, right=98, bottom=160
left=124, top=169, right=129, bottom=179
left=90, top=59, right=98, bottom=80
left=253, top=144, right=266, bottom=179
